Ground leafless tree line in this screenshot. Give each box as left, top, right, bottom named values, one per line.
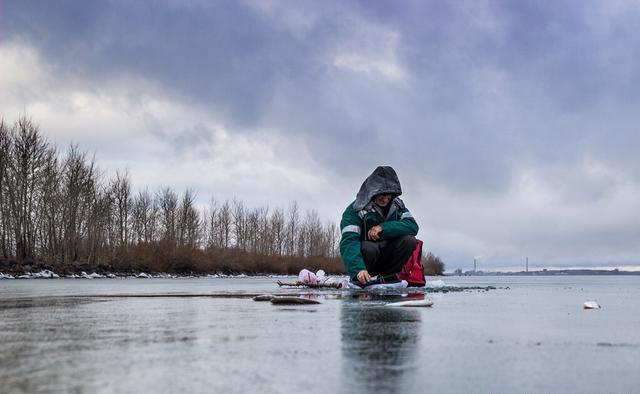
left=0, top=117, right=339, bottom=266
left=424, top=252, right=445, bottom=276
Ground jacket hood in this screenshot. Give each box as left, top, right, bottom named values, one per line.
left=353, top=166, right=402, bottom=211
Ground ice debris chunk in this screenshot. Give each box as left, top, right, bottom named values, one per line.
left=425, top=279, right=461, bottom=289
left=583, top=301, right=601, bottom=309
left=253, top=294, right=275, bottom=301
left=366, top=280, right=408, bottom=291
left=270, top=297, right=321, bottom=305
left=386, top=299, right=434, bottom=307
left=336, top=278, right=408, bottom=290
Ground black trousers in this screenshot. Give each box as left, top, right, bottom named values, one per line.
left=360, top=235, right=417, bottom=277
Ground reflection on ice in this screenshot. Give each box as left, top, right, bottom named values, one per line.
left=341, top=302, right=421, bottom=393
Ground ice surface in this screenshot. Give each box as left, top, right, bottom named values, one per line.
left=0, top=276, right=638, bottom=394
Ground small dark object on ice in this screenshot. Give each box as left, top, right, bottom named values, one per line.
left=253, top=294, right=275, bottom=301
left=276, top=280, right=341, bottom=289
left=270, top=297, right=321, bottom=305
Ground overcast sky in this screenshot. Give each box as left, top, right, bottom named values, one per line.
left=2, top=0, right=639, bottom=271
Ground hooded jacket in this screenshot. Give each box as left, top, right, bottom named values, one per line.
left=339, top=166, right=419, bottom=278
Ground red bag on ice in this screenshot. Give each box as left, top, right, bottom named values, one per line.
left=396, top=239, right=425, bottom=287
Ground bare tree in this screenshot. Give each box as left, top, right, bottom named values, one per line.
left=0, top=119, right=11, bottom=258
left=60, top=145, right=97, bottom=262
left=285, top=201, right=299, bottom=256
left=324, top=221, right=339, bottom=257
left=177, top=188, right=200, bottom=248
left=257, top=206, right=270, bottom=255
left=269, top=207, right=285, bottom=256
left=4, top=117, right=49, bottom=261
left=294, top=210, right=323, bottom=257
left=232, top=198, right=246, bottom=250
left=36, top=147, right=62, bottom=261
left=132, top=188, right=154, bottom=244
left=86, top=184, right=111, bottom=265
left=110, top=171, right=131, bottom=249
left=245, top=207, right=258, bottom=253
left=424, top=252, right=445, bottom=276
left=156, top=187, right=178, bottom=242
left=218, top=199, right=231, bottom=248
left=205, top=197, right=219, bottom=249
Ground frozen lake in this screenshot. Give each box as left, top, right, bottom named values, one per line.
left=1, top=276, right=639, bottom=394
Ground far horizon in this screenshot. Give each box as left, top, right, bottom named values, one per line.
left=445, top=264, right=640, bottom=273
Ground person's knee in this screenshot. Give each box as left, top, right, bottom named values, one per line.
left=397, top=235, right=417, bottom=248
left=360, top=241, right=379, bottom=265
left=361, top=241, right=378, bottom=256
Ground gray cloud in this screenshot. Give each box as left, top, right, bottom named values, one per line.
left=3, top=0, right=640, bottom=268
left=149, top=122, right=215, bottom=158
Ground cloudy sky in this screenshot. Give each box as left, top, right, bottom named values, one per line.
left=2, top=0, right=639, bottom=271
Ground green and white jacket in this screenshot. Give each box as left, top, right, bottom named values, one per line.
left=339, top=166, right=419, bottom=278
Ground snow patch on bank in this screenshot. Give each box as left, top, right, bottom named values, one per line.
left=15, top=270, right=59, bottom=279
left=65, top=272, right=104, bottom=279
left=1, top=271, right=298, bottom=279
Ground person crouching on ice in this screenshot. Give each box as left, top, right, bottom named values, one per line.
left=339, top=166, right=419, bottom=286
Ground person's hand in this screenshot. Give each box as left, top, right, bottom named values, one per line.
left=357, top=270, right=371, bottom=285
left=367, top=225, right=383, bottom=241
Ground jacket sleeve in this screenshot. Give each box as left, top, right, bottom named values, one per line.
left=380, top=205, right=419, bottom=239
left=339, top=204, right=366, bottom=278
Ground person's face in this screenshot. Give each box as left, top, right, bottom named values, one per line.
left=373, top=194, right=392, bottom=207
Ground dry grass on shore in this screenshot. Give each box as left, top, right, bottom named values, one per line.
left=0, top=242, right=344, bottom=276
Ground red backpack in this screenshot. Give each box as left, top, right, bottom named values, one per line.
left=397, top=239, right=425, bottom=287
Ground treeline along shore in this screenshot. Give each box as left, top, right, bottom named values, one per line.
left=0, top=116, right=444, bottom=277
